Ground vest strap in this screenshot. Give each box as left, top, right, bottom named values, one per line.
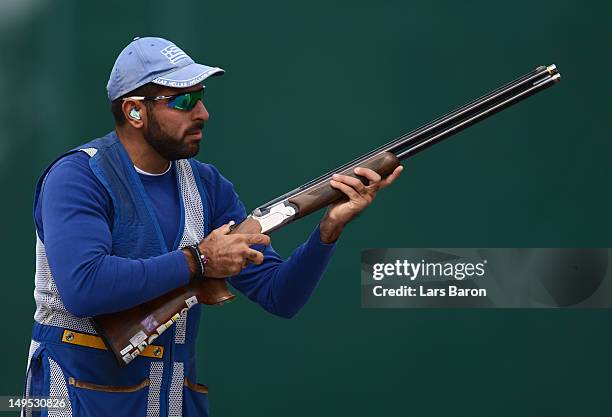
left=61, top=330, right=164, bottom=359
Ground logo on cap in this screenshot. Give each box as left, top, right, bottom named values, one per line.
left=160, top=45, right=189, bottom=65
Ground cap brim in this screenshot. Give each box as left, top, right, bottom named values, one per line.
left=151, top=63, right=224, bottom=88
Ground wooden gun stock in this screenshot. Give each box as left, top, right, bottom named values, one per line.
left=94, top=64, right=561, bottom=365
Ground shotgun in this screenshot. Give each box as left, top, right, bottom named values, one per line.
left=95, top=64, right=561, bottom=365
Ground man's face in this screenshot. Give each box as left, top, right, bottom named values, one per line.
left=143, top=84, right=209, bottom=161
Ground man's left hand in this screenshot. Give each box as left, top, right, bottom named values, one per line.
left=319, top=165, right=403, bottom=243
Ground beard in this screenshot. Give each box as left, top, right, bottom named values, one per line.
left=143, top=110, right=201, bottom=161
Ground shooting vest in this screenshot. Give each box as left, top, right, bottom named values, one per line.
left=25, top=131, right=211, bottom=417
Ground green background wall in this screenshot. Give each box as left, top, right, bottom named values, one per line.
left=2, top=0, right=611, bottom=415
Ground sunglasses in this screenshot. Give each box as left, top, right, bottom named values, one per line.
left=123, top=87, right=205, bottom=111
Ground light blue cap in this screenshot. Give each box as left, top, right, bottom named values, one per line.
left=107, top=37, right=224, bottom=101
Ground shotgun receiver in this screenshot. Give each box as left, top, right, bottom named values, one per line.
left=95, top=64, right=561, bottom=365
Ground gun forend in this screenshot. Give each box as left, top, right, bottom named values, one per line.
left=250, top=151, right=401, bottom=234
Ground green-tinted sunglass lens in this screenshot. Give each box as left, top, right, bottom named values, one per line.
left=168, top=89, right=204, bottom=110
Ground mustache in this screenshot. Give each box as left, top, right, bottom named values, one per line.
left=185, top=123, right=204, bottom=135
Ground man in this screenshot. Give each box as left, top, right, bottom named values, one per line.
left=24, top=37, right=402, bottom=417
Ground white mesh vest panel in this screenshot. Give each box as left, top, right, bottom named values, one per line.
left=168, top=362, right=185, bottom=417
left=176, top=159, right=206, bottom=249
left=23, top=340, right=41, bottom=417
left=174, top=159, right=207, bottom=345
left=33, top=234, right=97, bottom=333
left=146, top=362, right=164, bottom=417
left=48, top=357, right=73, bottom=417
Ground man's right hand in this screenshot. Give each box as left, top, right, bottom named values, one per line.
left=197, top=221, right=271, bottom=278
